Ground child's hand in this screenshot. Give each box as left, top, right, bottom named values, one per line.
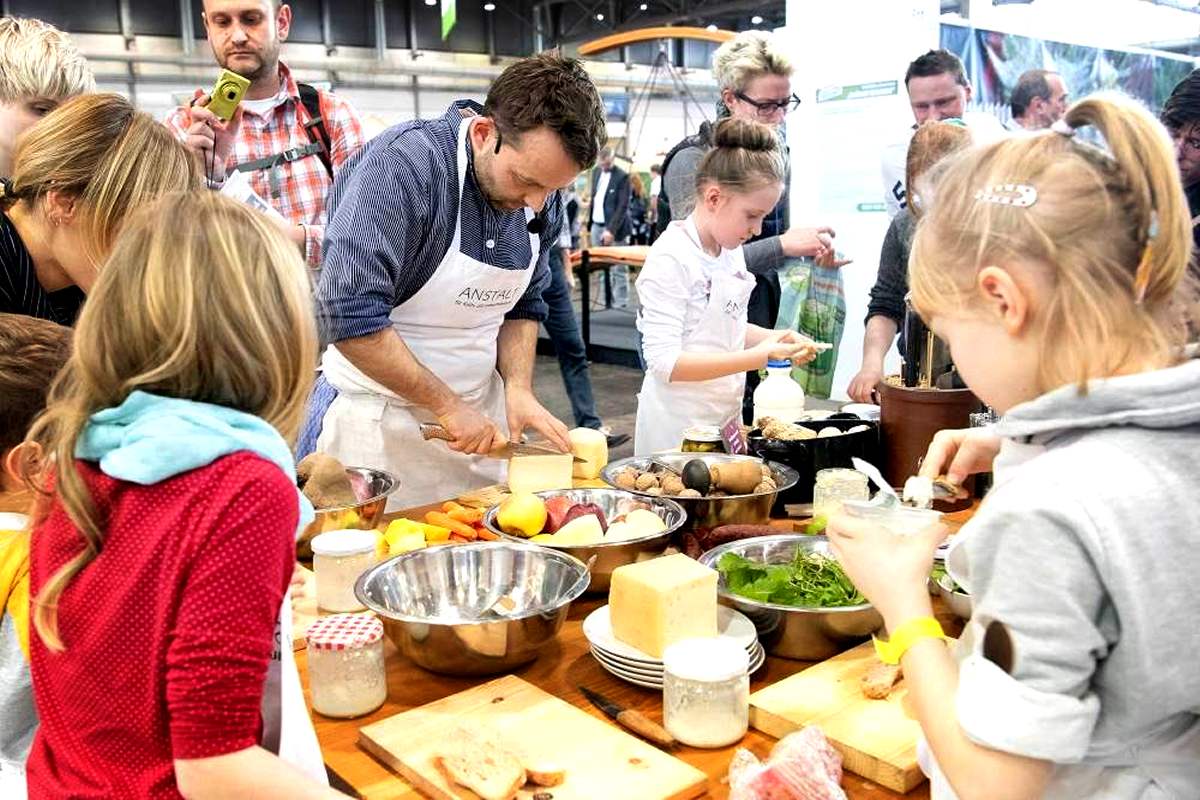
left=920, top=427, right=1002, bottom=485
left=826, top=513, right=946, bottom=632
left=757, top=330, right=825, bottom=364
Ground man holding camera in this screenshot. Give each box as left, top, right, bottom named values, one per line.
left=165, top=0, right=365, bottom=269
left=299, top=53, right=608, bottom=508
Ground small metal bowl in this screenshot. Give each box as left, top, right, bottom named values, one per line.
left=482, top=488, right=686, bottom=593
left=297, top=466, right=399, bottom=564
left=698, top=534, right=882, bottom=661
left=935, top=573, right=972, bottom=620
left=354, top=541, right=589, bottom=676
left=601, top=453, right=799, bottom=532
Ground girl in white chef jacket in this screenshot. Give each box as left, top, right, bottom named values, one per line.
left=634, top=118, right=818, bottom=455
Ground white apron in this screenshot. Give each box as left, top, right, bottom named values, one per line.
left=317, top=117, right=539, bottom=509
left=634, top=225, right=756, bottom=455
left=261, top=588, right=327, bottom=784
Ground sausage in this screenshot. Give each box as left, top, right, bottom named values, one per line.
left=702, top=524, right=780, bottom=548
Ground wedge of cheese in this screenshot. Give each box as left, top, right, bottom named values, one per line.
left=507, top=454, right=573, bottom=494
left=569, top=427, right=608, bottom=480
left=609, top=553, right=718, bottom=658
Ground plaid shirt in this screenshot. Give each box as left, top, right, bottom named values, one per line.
left=164, top=63, right=366, bottom=267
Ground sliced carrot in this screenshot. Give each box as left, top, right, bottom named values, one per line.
left=475, top=527, right=499, bottom=541
left=425, top=511, right=477, bottom=539
left=447, top=506, right=483, bottom=525
left=442, top=501, right=467, bottom=514
left=448, top=533, right=472, bottom=543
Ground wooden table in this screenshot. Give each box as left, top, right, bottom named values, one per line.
left=567, top=246, right=649, bottom=353
left=299, top=504, right=976, bottom=799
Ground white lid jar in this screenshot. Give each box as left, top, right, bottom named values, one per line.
left=311, top=529, right=377, bottom=612
left=662, top=637, right=750, bottom=748
left=305, top=614, right=388, bottom=718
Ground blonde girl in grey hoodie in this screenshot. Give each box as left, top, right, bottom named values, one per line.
left=828, top=93, right=1200, bottom=800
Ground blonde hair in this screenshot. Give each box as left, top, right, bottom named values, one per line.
left=695, top=117, right=787, bottom=194
left=910, top=93, right=1194, bottom=395
left=0, top=17, right=94, bottom=103
left=2, top=93, right=198, bottom=268
left=712, top=31, right=792, bottom=92
left=28, top=192, right=318, bottom=651
left=905, top=120, right=971, bottom=219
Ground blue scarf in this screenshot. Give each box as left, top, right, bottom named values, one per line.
left=75, top=390, right=313, bottom=537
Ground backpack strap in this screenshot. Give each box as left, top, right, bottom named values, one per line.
left=297, top=82, right=334, bottom=179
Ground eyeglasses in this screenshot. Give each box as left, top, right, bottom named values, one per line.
left=733, top=90, right=802, bottom=117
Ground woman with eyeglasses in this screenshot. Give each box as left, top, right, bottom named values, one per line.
left=656, top=30, right=845, bottom=421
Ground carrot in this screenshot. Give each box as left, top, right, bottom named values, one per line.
left=442, top=501, right=467, bottom=514
left=475, top=527, right=499, bottom=541
left=425, top=511, right=477, bottom=540
left=448, top=533, right=472, bottom=543
left=447, top=506, right=483, bottom=525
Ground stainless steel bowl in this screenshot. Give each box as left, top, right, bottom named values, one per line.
left=698, top=534, right=882, bottom=661
left=601, top=453, right=799, bottom=532
left=297, top=466, right=399, bottom=564
left=482, top=488, right=686, bottom=593
left=354, top=541, right=589, bottom=676
left=935, top=573, right=972, bottom=620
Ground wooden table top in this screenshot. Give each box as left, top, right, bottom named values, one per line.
left=568, top=245, right=651, bottom=268
left=299, top=503, right=977, bottom=799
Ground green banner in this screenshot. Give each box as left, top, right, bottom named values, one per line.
left=441, top=0, right=456, bottom=39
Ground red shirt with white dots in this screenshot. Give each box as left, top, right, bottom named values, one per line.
left=25, top=452, right=298, bottom=798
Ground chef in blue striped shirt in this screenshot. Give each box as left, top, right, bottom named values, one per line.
left=302, top=54, right=608, bottom=508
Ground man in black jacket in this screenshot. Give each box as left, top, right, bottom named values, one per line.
left=588, top=146, right=632, bottom=306
left=1161, top=69, right=1200, bottom=253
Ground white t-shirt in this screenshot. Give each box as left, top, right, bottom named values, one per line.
left=592, top=170, right=612, bottom=225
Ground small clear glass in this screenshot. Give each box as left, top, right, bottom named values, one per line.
left=812, top=468, right=870, bottom=530
left=311, top=529, right=377, bottom=612
left=662, top=638, right=750, bottom=748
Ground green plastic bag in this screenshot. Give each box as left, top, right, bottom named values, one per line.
left=775, top=258, right=846, bottom=399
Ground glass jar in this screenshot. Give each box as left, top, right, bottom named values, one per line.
left=681, top=426, right=726, bottom=453
left=812, top=468, right=870, bottom=530
left=662, top=638, right=750, bottom=748
left=311, top=529, right=377, bottom=612
left=306, top=614, right=388, bottom=718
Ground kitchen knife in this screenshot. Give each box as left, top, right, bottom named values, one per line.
left=578, top=685, right=676, bottom=749
left=419, top=423, right=585, bottom=463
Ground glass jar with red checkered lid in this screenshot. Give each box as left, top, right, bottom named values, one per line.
left=306, top=613, right=387, bottom=718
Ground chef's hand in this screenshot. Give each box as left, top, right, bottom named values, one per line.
left=919, top=427, right=1002, bottom=485
left=826, top=512, right=946, bottom=632
left=848, top=366, right=883, bottom=404
left=437, top=400, right=507, bottom=455
left=183, top=90, right=242, bottom=182
left=505, top=386, right=572, bottom=453
left=780, top=225, right=835, bottom=260
left=600, top=229, right=615, bottom=246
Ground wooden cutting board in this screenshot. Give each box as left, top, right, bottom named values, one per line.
left=749, top=640, right=925, bottom=794
left=359, top=675, right=707, bottom=800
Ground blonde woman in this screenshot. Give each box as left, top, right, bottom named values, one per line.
left=830, top=95, right=1200, bottom=798
left=24, top=192, right=342, bottom=798
left=657, top=30, right=843, bottom=418
left=0, top=93, right=196, bottom=325
left=0, top=17, right=94, bottom=177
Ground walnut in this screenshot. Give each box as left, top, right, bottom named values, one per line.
left=677, top=488, right=702, bottom=498
left=614, top=471, right=638, bottom=490
left=660, top=475, right=685, bottom=495
left=634, top=472, right=659, bottom=491
left=645, top=487, right=664, bottom=496
left=753, top=481, right=776, bottom=494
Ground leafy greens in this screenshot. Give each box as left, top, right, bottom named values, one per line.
left=717, top=550, right=865, bottom=608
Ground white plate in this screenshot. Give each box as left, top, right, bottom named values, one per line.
left=592, top=632, right=755, bottom=667
left=592, top=642, right=765, bottom=677
left=591, top=643, right=766, bottom=689
left=583, top=604, right=758, bottom=664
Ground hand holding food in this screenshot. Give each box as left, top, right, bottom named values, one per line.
left=825, top=512, right=946, bottom=632
left=919, top=427, right=1002, bottom=486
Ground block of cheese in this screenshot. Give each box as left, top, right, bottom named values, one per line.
left=507, top=454, right=573, bottom=494
left=569, top=427, right=608, bottom=480
left=609, top=553, right=718, bottom=658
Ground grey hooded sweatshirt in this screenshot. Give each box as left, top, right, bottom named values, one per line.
left=928, top=360, right=1200, bottom=799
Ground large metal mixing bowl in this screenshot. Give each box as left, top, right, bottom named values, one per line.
left=297, top=466, right=399, bottom=564
left=601, top=453, right=799, bottom=532
left=354, top=541, right=589, bottom=676
left=482, top=488, right=686, bottom=593
left=698, top=534, right=882, bottom=661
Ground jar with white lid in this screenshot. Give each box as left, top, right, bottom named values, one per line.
left=305, top=614, right=388, bottom=718
left=311, top=529, right=377, bottom=612
left=662, top=637, right=750, bottom=748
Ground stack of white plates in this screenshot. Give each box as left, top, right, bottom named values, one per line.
left=582, top=605, right=766, bottom=689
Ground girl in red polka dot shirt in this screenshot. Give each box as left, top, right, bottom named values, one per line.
left=23, top=192, right=345, bottom=798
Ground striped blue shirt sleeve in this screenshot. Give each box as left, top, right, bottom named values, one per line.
left=504, top=190, right=564, bottom=323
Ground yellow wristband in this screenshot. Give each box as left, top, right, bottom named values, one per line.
left=873, top=616, right=946, bottom=665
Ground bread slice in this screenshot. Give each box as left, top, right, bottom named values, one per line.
left=523, top=760, right=566, bottom=787
left=436, top=737, right=526, bottom=800
left=860, top=661, right=903, bottom=700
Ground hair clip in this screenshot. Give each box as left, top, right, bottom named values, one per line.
left=1050, top=119, right=1075, bottom=137
left=974, top=183, right=1038, bottom=208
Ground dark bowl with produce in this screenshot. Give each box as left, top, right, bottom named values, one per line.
left=698, top=534, right=883, bottom=660
left=747, top=417, right=880, bottom=510
left=600, top=453, right=798, bottom=534
left=481, top=488, right=686, bottom=593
